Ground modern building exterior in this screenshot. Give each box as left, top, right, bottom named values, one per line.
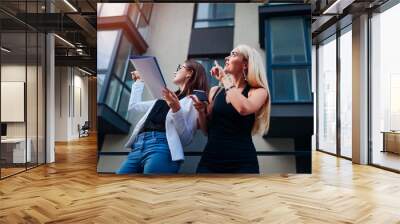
left=97, top=2, right=313, bottom=173
left=0, top=0, right=97, bottom=179
left=311, top=0, right=400, bottom=172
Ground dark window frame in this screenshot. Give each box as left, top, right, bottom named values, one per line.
left=98, top=30, right=133, bottom=120
left=265, top=16, right=313, bottom=104
left=193, top=3, right=235, bottom=29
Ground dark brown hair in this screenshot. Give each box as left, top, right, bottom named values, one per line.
left=179, top=59, right=209, bottom=97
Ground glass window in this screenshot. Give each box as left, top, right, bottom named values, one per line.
left=269, top=17, right=308, bottom=64
left=105, top=77, right=123, bottom=111
left=124, top=62, right=135, bottom=89
left=271, top=69, right=294, bottom=101
left=271, top=69, right=311, bottom=102
left=215, top=3, right=235, bottom=19
left=112, top=35, right=131, bottom=80
left=97, top=30, right=120, bottom=71
left=97, top=73, right=106, bottom=101
left=371, top=4, right=400, bottom=171
left=265, top=16, right=312, bottom=103
left=196, top=3, right=213, bottom=20
left=98, top=31, right=133, bottom=122
left=38, top=33, right=46, bottom=165
left=99, top=3, right=128, bottom=17
left=339, top=27, right=352, bottom=158
left=27, top=32, right=38, bottom=169
left=117, top=88, right=130, bottom=119
left=194, top=3, right=235, bottom=28
left=1, top=30, right=28, bottom=177
left=317, top=36, right=337, bottom=155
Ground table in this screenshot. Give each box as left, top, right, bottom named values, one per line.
left=381, top=131, right=400, bottom=154
left=1, top=138, right=32, bottom=163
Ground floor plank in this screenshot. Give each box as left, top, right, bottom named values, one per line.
left=1, top=135, right=399, bottom=223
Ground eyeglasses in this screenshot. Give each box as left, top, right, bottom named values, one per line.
left=176, top=64, right=189, bottom=72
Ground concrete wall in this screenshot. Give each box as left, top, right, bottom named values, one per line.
left=144, top=3, right=195, bottom=88
left=234, top=3, right=266, bottom=61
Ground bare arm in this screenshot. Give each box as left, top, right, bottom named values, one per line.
left=210, top=61, right=268, bottom=116
left=226, top=87, right=268, bottom=116
left=191, top=86, right=219, bottom=135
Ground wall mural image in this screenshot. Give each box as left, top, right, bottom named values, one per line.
left=97, top=3, right=313, bottom=174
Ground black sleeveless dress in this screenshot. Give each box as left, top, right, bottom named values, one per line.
left=196, top=84, right=260, bottom=173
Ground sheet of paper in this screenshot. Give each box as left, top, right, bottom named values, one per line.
left=129, top=56, right=167, bottom=99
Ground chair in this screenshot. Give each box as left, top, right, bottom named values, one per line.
left=78, top=121, right=90, bottom=138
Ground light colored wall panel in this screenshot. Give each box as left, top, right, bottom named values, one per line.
left=1, top=82, right=24, bottom=122
left=144, top=3, right=194, bottom=88
left=55, top=67, right=89, bottom=141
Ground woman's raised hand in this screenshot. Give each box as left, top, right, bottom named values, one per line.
left=162, top=88, right=181, bottom=113
left=210, top=60, right=225, bottom=81
left=131, top=71, right=141, bottom=81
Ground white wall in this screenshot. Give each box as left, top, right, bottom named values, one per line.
left=144, top=3, right=195, bottom=89
left=55, top=66, right=68, bottom=141
left=54, top=67, right=89, bottom=141
left=234, top=3, right=266, bottom=61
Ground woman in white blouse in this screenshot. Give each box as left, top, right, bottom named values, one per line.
left=116, top=60, right=208, bottom=174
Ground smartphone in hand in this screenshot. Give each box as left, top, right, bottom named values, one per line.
left=193, top=90, right=208, bottom=102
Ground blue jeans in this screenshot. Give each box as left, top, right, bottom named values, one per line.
left=115, top=131, right=181, bottom=174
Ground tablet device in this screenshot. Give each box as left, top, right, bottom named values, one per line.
left=130, top=56, right=167, bottom=99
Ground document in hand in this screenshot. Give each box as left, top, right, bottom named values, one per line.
left=129, top=56, right=167, bottom=99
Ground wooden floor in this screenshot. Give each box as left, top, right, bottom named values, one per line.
left=1, top=167, right=26, bottom=178
left=1, top=135, right=400, bottom=223
left=372, top=150, right=400, bottom=171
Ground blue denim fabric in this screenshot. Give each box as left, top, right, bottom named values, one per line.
left=115, top=131, right=181, bottom=174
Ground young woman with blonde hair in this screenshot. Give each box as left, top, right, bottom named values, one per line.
left=191, top=44, right=271, bottom=173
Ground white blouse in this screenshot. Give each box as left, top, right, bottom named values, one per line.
left=124, top=81, right=198, bottom=161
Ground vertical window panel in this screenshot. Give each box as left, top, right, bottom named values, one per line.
left=317, top=36, right=337, bottom=154
left=339, top=27, right=352, bottom=158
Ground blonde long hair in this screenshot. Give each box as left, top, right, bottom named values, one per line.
left=236, top=44, right=271, bottom=135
